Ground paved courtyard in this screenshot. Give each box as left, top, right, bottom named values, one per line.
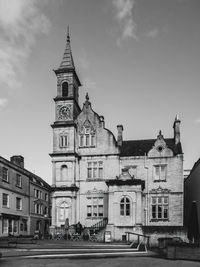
left=1, top=256, right=200, bottom=267
left=1, top=239, right=200, bottom=266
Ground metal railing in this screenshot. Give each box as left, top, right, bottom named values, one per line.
left=125, top=231, right=150, bottom=248
left=90, top=218, right=108, bottom=233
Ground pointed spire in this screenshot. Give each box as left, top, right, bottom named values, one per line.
left=59, top=26, right=75, bottom=69
left=157, top=130, right=164, bottom=140
left=84, top=93, right=91, bottom=109
left=67, top=25, right=70, bottom=43
left=86, top=92, right=89, bottom=101
left=175, top=114, right=180, bottom=122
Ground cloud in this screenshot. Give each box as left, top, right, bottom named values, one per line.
left=0, top=0, right=51, bottom=90
left=146, top=28, right=159, bottom=39
left=83, top=78, right=97, bottom=90
left=0, top=98, right=8, bottom=109
left=112, top=0, right=137, bottom=44
left=194, top=118, right=200, bottom=124
left=78, top=51, right=90, bottom=70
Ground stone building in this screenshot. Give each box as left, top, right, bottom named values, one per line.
left=184, top=159, right=200, bottom=239
left=50, top=32, right=184, bottom=244
left=0, top=155, right=51, bottom=237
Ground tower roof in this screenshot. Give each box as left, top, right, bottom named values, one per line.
left=59, top=27, right=75, bottom=70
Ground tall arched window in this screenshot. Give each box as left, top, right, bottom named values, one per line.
left=62, top=82, right=68, bottom=97
left=59, top=202, right=69, bottom=222
left=61, top=165, right=68, bottom=181
left=120, top=197, right=130, bottom=216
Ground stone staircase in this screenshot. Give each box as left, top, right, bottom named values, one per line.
left=87, top=218, right=108, bottom=241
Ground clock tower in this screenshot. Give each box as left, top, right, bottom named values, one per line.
left=50, top=28, right=81, bottom=228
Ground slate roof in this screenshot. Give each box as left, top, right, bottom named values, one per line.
left=59, top=32, right=75, bottom=69
left=120, top=138, right=182, bottom=157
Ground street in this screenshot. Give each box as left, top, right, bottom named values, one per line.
left=1, top=257, right=200, bottom=267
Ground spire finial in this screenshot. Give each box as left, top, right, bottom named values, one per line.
left=86, top=92, right=89, bottom=101
left=175, top=114, right=180, bottom=121
left=67, top=25, right=70, bottom=43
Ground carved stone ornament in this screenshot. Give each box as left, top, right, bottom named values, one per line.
left=87, top=187, right=105, bottom=194
left=78, top=119, right=96, bottom=134
left=128, top=167, right=136, bottom=178
left=150, top=186, right=170, bottom=194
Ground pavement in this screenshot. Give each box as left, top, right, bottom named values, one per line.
left=0, top=239, right=157, bottom=259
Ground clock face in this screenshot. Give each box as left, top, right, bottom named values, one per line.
left=58, top=105, right=71, bottom=120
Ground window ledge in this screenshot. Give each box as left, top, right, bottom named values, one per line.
left=79, top=146, right=96, bottom=148
left=2, top=179, right=9, bottom=184
left=16, top=185, right=22, bottom=189
left=86, top=216, right=104, bottom=219
left=86, top=178, right=104, bottom=182
left=2, top=206, right=9, bottom=209
left=154, top=180, right=166, bottom=183
left=150, top=219, right=169, bottom=222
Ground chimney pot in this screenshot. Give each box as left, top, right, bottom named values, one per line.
left=117, top=125, right=123, bottom=146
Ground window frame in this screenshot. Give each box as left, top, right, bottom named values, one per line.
left=87, top=197, right=104, bottom=218
left=2, top=167, right=9, bottom=183
left=151, top=196, right=169, bottom=221
left=120, top=197, right=131, bottom=216
left=79, top=127, right=96, bottom=148
left=16, top=173, right=22, bottom=188
left=154, top=165, right=167, bottom=182
left=16, top=197, right=22, bottom=210
left=45, top=193, right=48, bottom=202
left=2, top=193, right=9, bottom=208
left=87, top=161, right=103, bottom=180
left=60, top=134, right=68, bottom=148
left=2, top=218, right=8, bottom=234
left=59, top=202, right=69, bottom=222
left=62, top=81, right=69, bottom=97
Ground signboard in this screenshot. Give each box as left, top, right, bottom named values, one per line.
left=104, top=231, right=111, bottom=243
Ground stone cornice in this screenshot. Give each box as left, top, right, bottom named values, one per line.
left=51, top=185, right=79, bottom=192
left=53, top=68, right=81, bottom=86
left=49, top=152, right=80, bottom=159
left=105, top=179, right=145, bottom=190
left=51, top=121, right=77, bottom=129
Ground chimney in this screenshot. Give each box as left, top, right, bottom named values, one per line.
left=117, top=125, right=123, bottom=146
left=99, top=116, right=105, bottom=128
left=173, top=115, right=181, bottom=145
left=10, top=155, right=24, bottom=168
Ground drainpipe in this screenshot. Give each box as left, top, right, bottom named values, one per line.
left=144, top=153, right=149, bottom=226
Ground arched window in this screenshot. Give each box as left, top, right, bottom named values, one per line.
left=59, top=202, right=69, bottom=222
left=120, top=197, right=130, bottom=216
left=61, top=165, right=68, bottom=181
left=62, top=82, right=68, bottom=97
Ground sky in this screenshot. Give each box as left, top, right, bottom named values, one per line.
left=0, top=0, right=200, bottom=185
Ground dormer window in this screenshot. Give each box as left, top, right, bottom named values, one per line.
left=62, top=82, right=68, bottom=97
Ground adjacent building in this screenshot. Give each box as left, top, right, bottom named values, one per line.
left=0, top=155, right=51, bottom=237
left=50, top=31, right=185, bottom=245
left=184, top=160, right=200, bottom=236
